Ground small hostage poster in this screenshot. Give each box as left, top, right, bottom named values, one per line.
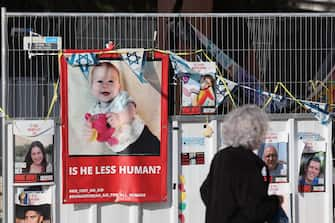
left=180, top=62, right=216, bottom=115
left=60, top=49, right=168, bottom=203
left=15, top=186, right=52, bottom=223
left=297, top=140, right=326, bottom=192
left=13, top=120, right=54, bottom=183
left=258, top=132, right=288, bottom=183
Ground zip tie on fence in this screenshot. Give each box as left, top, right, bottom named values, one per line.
left=46, top=79, right=59, bottom=119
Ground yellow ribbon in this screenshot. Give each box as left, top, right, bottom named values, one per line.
left=46, top=80, right=59, bottom=119
left=307, top=80, right=333, bottom=110
left=308, top=80, right=317, bottom=93
left=263, top=82, right=305, bottom=110
left=308, top=80, right=329, bottom=95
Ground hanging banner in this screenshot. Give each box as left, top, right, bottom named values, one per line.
left=13, top=120, right=54, bottom=183
left=60, top=50, right=168, bottom=203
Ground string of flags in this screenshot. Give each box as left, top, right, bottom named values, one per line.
left=300, top=100, right=330, bottom=125
left=62, top=47, right=332, bottom=125
left=0, top=47, right=332, bottom=125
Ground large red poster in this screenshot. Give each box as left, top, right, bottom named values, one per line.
left=60, top=50, right=168, bottom=203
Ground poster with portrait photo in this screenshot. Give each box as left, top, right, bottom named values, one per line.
left=13, top=120, right=54, bottom=183
left=257, top=132, right=288, bottom=183
left=180, top=62, right=216, bottom=115
left=297, top=140, right=326, bottom=192
left=15, top=186, right=52, bottom=223
left=60, top=50, right=168, bottom=203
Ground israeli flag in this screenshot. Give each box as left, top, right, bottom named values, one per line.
left=121, top=49, right=147, bottom=83
left=66, top=53, right=98, bottom=79
left=300, top=100, right=331, bottom=124
left=215, top=76, right=237, bottom=106
left=169, top=53, right=201, bottom=82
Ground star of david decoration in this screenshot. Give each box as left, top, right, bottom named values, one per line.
left=67, top=53, right=98, bottom=79
left=75, top=54, right=94, bottom=65
left=126, top=52, right=141, bottom=65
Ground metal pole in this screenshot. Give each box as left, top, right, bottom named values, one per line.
left=1, top=7, right=7, bottom=223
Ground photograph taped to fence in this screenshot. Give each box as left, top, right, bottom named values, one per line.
left=179, top=62, right=217, bottom=115
left=298, top=140, right=326, bottom=192
left=60, top=50, right=168, bottom=203
left=258, top=132, right=288, bottom=183
left=13, top=120, right=54, bottom=183
left=15, top=186, right=52, bottom=223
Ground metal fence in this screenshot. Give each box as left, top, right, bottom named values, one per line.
left=2, top=9, right=335, bottom=223
left=2, top=11, right=335, bottom=119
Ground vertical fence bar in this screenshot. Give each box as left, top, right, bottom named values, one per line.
left=1, top=7, right=7, bottom=223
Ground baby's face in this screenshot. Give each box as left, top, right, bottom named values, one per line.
left=91, top=66, right=121, bottom=103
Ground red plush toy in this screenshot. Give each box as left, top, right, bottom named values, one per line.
left=85, top=113, right=118, bottom=146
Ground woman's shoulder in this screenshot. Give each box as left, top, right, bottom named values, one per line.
left=218, top=145, right=250, bottom=157
left=215, top=146, right=263, bottom=169
left=214, top=146, right=248, bottom=163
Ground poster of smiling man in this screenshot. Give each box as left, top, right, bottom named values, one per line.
left=258, top=132, right=288, bottom=183
left=298, top=140, right=326, bottom=192
left=60, top=50, right=168, bottom=203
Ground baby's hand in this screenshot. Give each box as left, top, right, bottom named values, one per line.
left=106, top=112, right=121, bottom=128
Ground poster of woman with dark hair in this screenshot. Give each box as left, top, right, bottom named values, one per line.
left=13, top=120, right=54, bottom=183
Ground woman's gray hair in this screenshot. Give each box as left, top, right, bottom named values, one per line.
left=222, top=104, right=269, bottom=149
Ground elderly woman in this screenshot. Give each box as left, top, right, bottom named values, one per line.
left=200, top=105, right=282, bottom=223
